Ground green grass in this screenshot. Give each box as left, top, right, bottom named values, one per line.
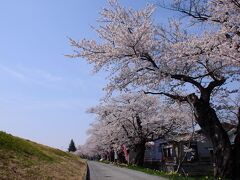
left=0, top=131, right=86, bottom=180
left=0, top=131, right=54, bottom=162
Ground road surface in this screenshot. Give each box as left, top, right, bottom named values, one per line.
left=87, top=161, right=167, bottom=180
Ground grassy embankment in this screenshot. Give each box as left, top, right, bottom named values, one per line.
left=0, top=131, right=86, bottom=180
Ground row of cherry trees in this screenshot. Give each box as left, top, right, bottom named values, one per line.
left=69, top=0, right=240, bottom=178
left=78, top=93, right=192, bottom=166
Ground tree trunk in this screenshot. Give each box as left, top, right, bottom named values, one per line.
left=233, top=108, right=240, bottom=179
left=134, top=142, right=146, bottom=166
left=188, top=94, right=235, bottom=178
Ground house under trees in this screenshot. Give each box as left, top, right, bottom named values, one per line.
left=117, top=122, right=237, bottom=176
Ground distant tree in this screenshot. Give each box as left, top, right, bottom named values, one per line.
left=68, top=139, right=77, bottom=152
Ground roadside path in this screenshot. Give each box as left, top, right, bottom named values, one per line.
left=87, top=161, right=167, bottom=180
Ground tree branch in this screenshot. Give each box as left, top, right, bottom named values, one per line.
left=206, top=78, right=226, bottom=93
left=140, top=53, right=159, bottom=69
left=144, top=91, right=187, bottom=102
left=171, top=74, right=204, bottom=91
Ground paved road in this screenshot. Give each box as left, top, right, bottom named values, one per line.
left=88, top=161, right=167, bottom=180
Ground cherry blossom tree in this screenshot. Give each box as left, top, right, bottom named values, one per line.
left=158, top=0, right=240, bottom=178
left=85, top=93, right=192, bottom=166
left=68, top=0, right=240, bottom=178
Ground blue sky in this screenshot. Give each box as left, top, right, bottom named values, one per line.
left=0, top=0, right=172, bottom=150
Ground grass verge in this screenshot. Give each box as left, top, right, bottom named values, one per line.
left=99, top=160, right=216, bottom=180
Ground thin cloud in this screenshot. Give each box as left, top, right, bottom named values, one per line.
left=0, top=65, right=27, bottom=80
left=17, top=65, right=64, bottom=83
left=0, top=64, right=64, bottom=86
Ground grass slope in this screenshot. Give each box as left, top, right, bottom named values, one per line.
left=0, top=131, right=86, bottom=180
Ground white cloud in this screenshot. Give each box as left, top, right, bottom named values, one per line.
left=0, top=65, right=27, bottom=80
left=0, top=64, right=93, bottom=91
left=18, top=66, right=63, bottom=82
left=0, top=64, right=64, bottom=86
left=0, top=64, right=105, bottom=112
